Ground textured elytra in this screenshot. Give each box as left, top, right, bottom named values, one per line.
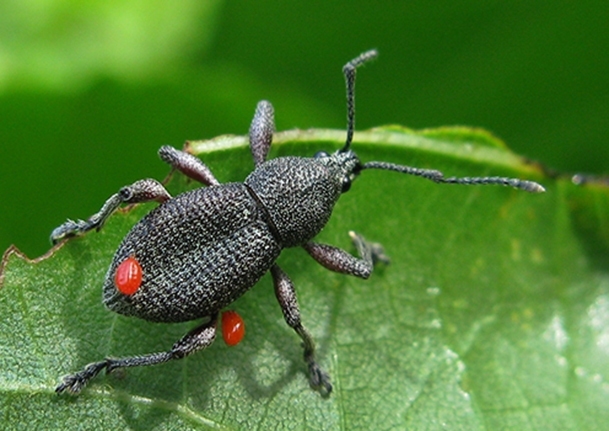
left=104, top=183, right=281, bottom=322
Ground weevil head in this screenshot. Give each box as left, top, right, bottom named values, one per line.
left=313, top=148, right=362, bottom=193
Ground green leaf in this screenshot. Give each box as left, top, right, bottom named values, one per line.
left=1, top=127, right=607, bottom=430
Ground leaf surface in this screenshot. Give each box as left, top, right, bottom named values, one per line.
left=1, top=127, right=607, bottom=430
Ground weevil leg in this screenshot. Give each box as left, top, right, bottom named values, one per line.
left=56, top=314, right=218, bottom=394
left=50, top=178, right=171, bottom=244
left=158, top=145, right=220, bottom=186
left=270, top=264, right=332, bottom=395
left=303, top=231, right=390, bottom=279
left=249, top=100, right=275, bottom=167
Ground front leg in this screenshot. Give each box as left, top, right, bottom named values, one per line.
left=50, top=178, right=171, bottom=244
left=271, top=264, right=332, bottom=395
left=303, top=231, right=389, bottom=279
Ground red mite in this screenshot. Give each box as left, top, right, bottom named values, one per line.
left=221, top=310, right=245, bottom=346
left=114, top=257, right=142, bottom=295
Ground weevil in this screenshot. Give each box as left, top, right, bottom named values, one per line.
left=51, top=50, right=544, bottom=395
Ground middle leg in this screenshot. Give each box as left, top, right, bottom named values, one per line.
left=51, top=178, right=171, bottom=243
left=271, top=264, right=332, bottom=395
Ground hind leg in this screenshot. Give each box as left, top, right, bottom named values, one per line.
left=56, top=314, right=218, bottom=394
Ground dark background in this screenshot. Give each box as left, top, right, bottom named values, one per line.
left=1, top=1, right=607, bottom=257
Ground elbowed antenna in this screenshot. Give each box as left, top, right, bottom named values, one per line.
left=341, top=49, right=378, bottom=153
left=339, top=50, right=545, bottom=193
left=362, top=161, right=546, bottom=193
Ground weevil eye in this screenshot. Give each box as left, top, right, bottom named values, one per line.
left=341, top=177, right=352, bottom=193
left=314, top=151, right=329, bottom=159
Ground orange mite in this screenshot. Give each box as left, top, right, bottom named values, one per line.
left=221, top=310, right=245, bottom=346
left=114, top=257, right=142, bottom=295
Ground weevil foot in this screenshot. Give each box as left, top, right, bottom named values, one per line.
left=50, top=219, right=89, bottom=243
left=308, top=361, right=333, bottom=395
left=348, top=231, right=390, bottom=265
left=55, top=360, right=109, bottom=394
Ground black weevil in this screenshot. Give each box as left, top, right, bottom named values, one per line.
left=51, top=50, right=544, bottom=395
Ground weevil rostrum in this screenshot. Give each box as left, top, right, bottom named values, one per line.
left=51, top=50, right=544, bottom=395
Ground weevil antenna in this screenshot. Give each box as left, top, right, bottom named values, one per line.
left=341, top=50, right=378, bottom=153
left=362, top=161, right=545, bottom=193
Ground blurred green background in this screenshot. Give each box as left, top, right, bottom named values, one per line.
left=1, top=0, right=607, bottom=257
